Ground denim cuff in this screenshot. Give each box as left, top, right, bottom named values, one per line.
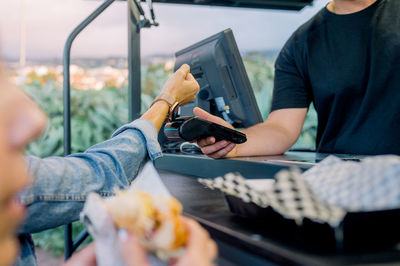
left=112, top=118, right=162, bottom=160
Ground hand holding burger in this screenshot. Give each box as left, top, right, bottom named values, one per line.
left=105, top=190, right=189, bottom=260
left=65, top=190, right=217, bottom=266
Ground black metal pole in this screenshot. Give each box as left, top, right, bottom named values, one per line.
left=71, top=230, right=90, bottom=253
left=62, top=0, right=116, bottom=260
left=128, top=0, right=142, bottom=121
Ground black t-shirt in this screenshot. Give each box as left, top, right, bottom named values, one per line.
left=271, top=0, right=400, bottom=155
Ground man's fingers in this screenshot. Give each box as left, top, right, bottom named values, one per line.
left=197, top=136, right=216, bottom=147
left=185, top=73, right=200, bottom=91
left=181, top=217, right=210, bottom=248
left=185, top=72, right=195, bottom=81
left=176, top=64, right=190, bottom=77
left=200, top=140, right=230, bottom=155
left=193, top=107, right=213, bottom=121
left=208, top=240, right=218, bottom=261
left=207, top=143, right=235, bottom=159
left=193, top=107, right=229, bottom=127
left=119, top=231, right=150, bottom=266
left=193, top=107, right=233, bottom=128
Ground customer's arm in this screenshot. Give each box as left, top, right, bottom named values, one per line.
left=195, top=107, right=307, bottom=158
left=20, top=119, right=157, bottom=233
left=19, top=64, right=199, bottom=234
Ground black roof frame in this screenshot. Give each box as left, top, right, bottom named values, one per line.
left=139, top=0, right=314, bottom=11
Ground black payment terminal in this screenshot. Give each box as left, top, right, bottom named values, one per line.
left=164, top=116, right=247, bottom=144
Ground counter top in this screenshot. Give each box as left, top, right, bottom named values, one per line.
left=155, top=153, right=400, bottom=265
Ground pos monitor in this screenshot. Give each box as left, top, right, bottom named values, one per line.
left=174, top=28, right=263, bottom=128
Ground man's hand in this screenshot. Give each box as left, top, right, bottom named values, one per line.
left=161, top=64, right=200, bottom=106
left=64, top=234, right=150, bottom=266
left=64, top=217, right=217, bottom=266
left=142, top=64, right=199, bottom=131
left=172, top=217, right=218, bottom=266
left=120, top=218, right=217, bottom=266
left=119, top=232, right=150, bottom=266
left=63, top=244, right=97, bottom=266
left=194, top=107, right=238, bottom=158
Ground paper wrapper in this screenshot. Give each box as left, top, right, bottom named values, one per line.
left=80, top=161, right=171, bottom=266
left=199, top=155, right=400, bottom=227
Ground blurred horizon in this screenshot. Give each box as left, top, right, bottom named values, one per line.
left=1, top=48, right=280, bottom=63
left=0, top=0, right=328, bottom=61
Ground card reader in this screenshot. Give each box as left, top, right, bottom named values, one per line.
left=164, top=116, right=247, bottom=144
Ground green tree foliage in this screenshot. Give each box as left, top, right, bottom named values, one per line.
left=23, top=79, right=129, bottom=157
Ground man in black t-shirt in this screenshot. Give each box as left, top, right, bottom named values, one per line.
left=195, top=0, right=400, bottom=158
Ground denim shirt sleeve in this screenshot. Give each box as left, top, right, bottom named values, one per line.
left=19, top=118, right=162, bottom=234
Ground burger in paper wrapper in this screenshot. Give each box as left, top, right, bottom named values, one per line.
left=105, top=189, right=188, bottom=261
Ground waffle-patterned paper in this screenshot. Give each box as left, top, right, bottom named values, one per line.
left=302, top=155, right=400, bottom=212
left=198, top=155, right=400, bottom=227
left=199, top=168, right=346, bottom=227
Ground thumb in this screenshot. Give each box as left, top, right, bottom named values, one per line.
left=193, top=107, right=232, bottom=128
left=176, top=64, right=190, bottom=78
left=185, top=73, right=196, bottom=82
left=119, top=230, right=150, bottom=266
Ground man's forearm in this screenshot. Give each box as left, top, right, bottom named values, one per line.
left=141, top=101, right=169, bottom=131
left=235, top=108, right=307, bottom=157
left=236, top=122, right=299, bottom=157
left=19, top=119, right=161, bottom=234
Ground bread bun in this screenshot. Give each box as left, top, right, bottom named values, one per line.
left=105, top=190, right=188, bottom=260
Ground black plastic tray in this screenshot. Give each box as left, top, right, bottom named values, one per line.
left=225, top=194, right=400, bottom=251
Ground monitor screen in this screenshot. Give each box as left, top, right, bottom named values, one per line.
left=174, top=28, right=263, bottom=128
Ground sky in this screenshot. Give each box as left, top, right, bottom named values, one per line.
left=0, top=0, right=328, bottom=60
